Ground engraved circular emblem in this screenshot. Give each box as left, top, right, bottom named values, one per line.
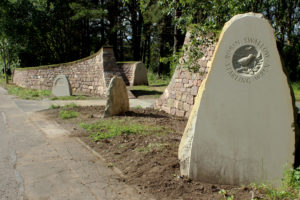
left=232, top=45, right=264, bottom=77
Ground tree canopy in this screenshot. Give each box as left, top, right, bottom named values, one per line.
left=0, top=0, right=299, bottom=80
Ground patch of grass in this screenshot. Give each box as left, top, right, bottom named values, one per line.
left=292, top=82, right=300, bottom=101
left=252, top=166, right=300, bottom=200
left=147, top=71, right=171, bottom=86
left=80, top=118, right=168, bottom=142
left=131, top=85, right=165, bottom=98
left=134, top=105, right=143, bottom=109
left=0, top=76, right=51, bottom=100
left=7, top=85, right=50, bottom=100
left=59, top=110, right=80, bottom=119
left=50, top=95, right=88, bottom=101
left=63, top=103, right=79, bottom=109
left=49, top=104, right=61, bottom=109
left=219, top=189, right=234, bottom=200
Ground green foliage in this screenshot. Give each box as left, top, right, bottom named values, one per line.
left=0, top=0, right=298, bottom=81
left=182, top=24, right=218, bottom=73
left=219, top=189, right=235, bottom=200
left=252, top=167, right=300, bottom=200
left=80, top=118, right=168, bottom=142
left=49, top=104, right=60, bottom=109
left=134, top=105, right=143, bottom=109
left=292, top=82, right=300, bottom=101
left=0, top=81, right=51, bottom=100
left=147, top=71, right=171, bottom=86
left=160, top=49, right=183, bottom=76
left=50, top=95, right=88, bottom=101
left=63, top=103, right=78, bottom=109
left=59, top=110, right=79, bottom=119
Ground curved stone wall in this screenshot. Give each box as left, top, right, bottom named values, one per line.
left=117, top=62, right=148, bottom=86
left=12, top=47, right=144, bottom=97
left=155, top=32, right=216, bottom=118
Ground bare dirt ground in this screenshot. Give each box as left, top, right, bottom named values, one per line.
left=41, top=106, right=265, bottom=200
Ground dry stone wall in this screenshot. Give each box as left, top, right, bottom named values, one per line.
left=117, top=62, right=148, bottom=86
left=13, top=47, right=143, bottom=97
left=155, top=32, right=216, bottom=118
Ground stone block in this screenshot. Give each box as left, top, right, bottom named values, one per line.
left=52, top=75, right=72, bottom=97
left=104, top=76, right=129, bottom=117
left=176, top=109, right=185, bottom=117
left=178, top=13, right=297, bottom=186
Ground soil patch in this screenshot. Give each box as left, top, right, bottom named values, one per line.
left=41, top=105, right=264, bottom=200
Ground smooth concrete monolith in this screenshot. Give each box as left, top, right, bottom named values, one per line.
left=104, top=76, right=129, bottom=117
left=52, top=75, right=71, bottom=97
left=178, top=13, right=297, bottom=186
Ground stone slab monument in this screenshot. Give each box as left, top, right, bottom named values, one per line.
left=132, top=62, right=148, bottom=86
left=104, top=76, right=129, bottom=117
left=178, top=13, right=297, bottom=186
left=52, top=75, right=71, bottom=97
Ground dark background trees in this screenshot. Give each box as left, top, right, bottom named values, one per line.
left=0, top=0, right=299, bottom=80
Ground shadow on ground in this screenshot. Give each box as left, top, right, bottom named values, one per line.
left=131, top=90, right=163, bottom=98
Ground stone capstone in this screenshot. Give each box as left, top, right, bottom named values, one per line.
left=178, top=13, right=297, bottom=186
left=52, top=75, right=71, bottom=97
left=104, top=76, right=129, bottom=117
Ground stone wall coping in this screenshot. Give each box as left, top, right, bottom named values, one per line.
left=14, top=48, right=103, bottom=71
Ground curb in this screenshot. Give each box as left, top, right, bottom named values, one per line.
left=75, top=137, right=126, bottom=178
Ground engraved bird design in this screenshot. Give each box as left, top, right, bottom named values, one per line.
left=236, top=50, right=263, bottom=75
left=237, top=54, right=255, bottom=67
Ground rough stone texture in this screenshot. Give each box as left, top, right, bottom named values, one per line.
left=13, top=47, right=140, bottom=97
left=118, top=62, right=148, bottom=86
left=51, top=75, right=72, bottom=96
left=104, top=76, right=129, bottom=117
left=155, top=32, right=215, bottom=118
left=178, top=13, right=297, bottom=186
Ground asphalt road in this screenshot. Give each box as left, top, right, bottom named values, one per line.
left=0, top=87, right=153, bottom=200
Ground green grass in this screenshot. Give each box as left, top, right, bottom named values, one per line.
left=50, top=95, right=88, bottom=101
left=251, top=166, right=300, bottom=200
left=0, top=76, right=51, bottom=100
left=49, top=104, right=61, bottom=109
left=63, top=103, right=79, bottom=109
left=80, top=118, right=169, bottom=142
left=59, top=110, right=80, bottom=119
left=147, top=71, right=171, bottom=86
left=292, top=82, right=300, bottom=101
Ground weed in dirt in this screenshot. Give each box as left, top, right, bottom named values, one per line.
left=63, top=103, right=78, bottom=109
left=251, top=166, right=300, bottom=199
left=80, top=118, right=169, bottom=142
left=59, top=110, right=80, bottom=119
left=219, top=189, right=235, bottom=200
left=135, top=105, right=143, bottom=109
left=49, top=104, right=61, bottom=109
